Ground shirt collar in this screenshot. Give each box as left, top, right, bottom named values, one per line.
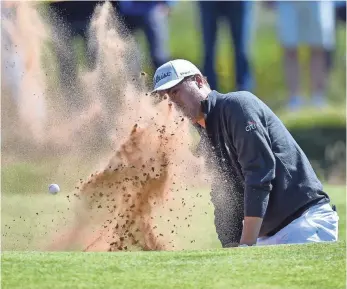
left=201, top=90, right=219, bottom=116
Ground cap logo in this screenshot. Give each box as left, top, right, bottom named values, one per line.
left=155, top=71, right=171, bottom=85
left=180, top=70, right=194, bottom=76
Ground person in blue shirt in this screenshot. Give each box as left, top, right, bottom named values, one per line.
left=197, top=1, right=254, bottom=92
left=116, top=1, right=174, bottom=69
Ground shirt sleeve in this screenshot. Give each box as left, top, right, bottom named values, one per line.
left=224, top=94, right=276, bottom=218
left=196, top=123, right=243, bottom=247
left=210, top=174, right=244, bottom=247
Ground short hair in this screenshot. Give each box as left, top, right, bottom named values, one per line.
left=184, top=74, right=210, bottom=88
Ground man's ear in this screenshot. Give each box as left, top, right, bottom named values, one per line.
left=195, top=74, right=204, bottom=89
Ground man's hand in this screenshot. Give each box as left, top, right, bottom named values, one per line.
left=239, top=217, right=263, bottom=246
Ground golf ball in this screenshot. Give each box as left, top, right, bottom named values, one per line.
left=49, top=184, right=60, bottom=194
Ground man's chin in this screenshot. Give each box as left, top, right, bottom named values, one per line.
left=182, top=113, right=196, bottom=123
left=176, top=107, right=196, bottom=122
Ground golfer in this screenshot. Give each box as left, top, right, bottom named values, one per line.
left=152, top=59, right=339, bottom=247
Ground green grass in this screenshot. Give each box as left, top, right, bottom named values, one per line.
left=279, top=107, right=346, bottom=129
left=1, top=155, right=345, bottom=289
left=2, top=184, right=345, bottom=251
left=1, top=158, right=98, bottom=195
left=2, top=183, right=346, bottom=288
left=2, top=242, right=346, bottom=289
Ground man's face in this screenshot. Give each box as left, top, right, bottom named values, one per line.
left=158, top=78, right=201, bottom=122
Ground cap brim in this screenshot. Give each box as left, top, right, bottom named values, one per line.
left=151, top=78, right=184, bottom=93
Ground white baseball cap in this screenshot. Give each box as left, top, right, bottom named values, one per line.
left=152, top=59, right=202, bottom=92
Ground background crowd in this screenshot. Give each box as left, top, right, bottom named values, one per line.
left=2, top=0, right=346, bottom=183
left=45, top=0, right=346, bottom=111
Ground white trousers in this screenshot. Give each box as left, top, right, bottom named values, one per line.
left=257, top=203, right=339, bottom=246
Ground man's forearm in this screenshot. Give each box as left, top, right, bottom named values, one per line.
left=240, top=217, right=263, bottom=246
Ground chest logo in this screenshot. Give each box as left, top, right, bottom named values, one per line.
left=245, top=121, right=257, bottom=132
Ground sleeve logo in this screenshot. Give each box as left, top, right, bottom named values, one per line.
left=245, top=121, right=257, bottom=132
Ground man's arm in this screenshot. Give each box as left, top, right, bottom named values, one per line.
left=240, top=217, right=263, bottom=245
left=225, top=93, right=276, bottom=246
left=197, top=124, right=244, bottom=248
left=210, top=175, right=244, bottom=248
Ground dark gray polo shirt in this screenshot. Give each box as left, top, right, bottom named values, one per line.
left=198, top=90, right=330, bottom=247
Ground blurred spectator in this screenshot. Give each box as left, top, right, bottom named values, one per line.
left=274, top=1, right=336, bottom=110
left=326, top=0, right=346, bottom=72
left=1, top=2, right=22, bottom=103
left=115, top=1, right=173, bottom=70
left=197, top=1, right=254, bottom=92
left=335, top=0, right=346, bottom=23
left=48, top=1, right=100, bottom=68
left=48, top=1, right=102, bottom=109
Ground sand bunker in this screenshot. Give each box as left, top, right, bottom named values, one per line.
left=47, top=97, right=210, bottom=252
left=2, top=2, right=212, bottom=252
